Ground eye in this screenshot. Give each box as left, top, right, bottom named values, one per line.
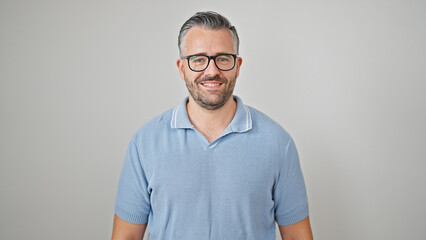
left=190, top=56, right=206, bottom=63
left=216, top=56, right=231, bottom=62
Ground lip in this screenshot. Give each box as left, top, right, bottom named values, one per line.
left=199, top=81, right=224, bottom=89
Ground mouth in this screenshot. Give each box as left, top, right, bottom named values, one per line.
left=199, top=81, right=224, bottom=89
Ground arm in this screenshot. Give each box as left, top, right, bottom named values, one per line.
left=279, top=216, right=313, bottom=240
left=111, top=214, right=147, bottom=240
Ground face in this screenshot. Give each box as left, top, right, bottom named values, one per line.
left=177, top=27, right=242, bottom=110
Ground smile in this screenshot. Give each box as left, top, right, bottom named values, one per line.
left=202, top=83, right=221, bottom=87
left=200, top=81, right=224, bottom=89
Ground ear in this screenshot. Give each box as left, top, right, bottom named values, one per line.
left=235, top=57, right=243, bottom=78
left=177, top=58, right=185, bottom=80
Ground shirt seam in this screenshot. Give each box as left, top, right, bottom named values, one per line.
left=273, top=136, right=291, bottom=191
left=131, top=137, right=149, bottom=189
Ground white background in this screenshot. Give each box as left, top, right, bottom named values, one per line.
left=1, top=0, right=425, bottom=239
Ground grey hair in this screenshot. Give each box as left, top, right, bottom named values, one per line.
left=178, top=11, right=240, bottom=56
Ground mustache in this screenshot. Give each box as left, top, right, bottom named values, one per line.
left=196, top=75, right=227, bottom=84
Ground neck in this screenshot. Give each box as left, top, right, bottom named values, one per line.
left=186, top=96, right=237, bottom=142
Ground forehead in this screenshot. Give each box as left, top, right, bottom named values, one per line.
left=183, top=27, right=235, bottom=55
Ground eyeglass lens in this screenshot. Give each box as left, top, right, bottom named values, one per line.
left=189, top=55, right=235, bottom=71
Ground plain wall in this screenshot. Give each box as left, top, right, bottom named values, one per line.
left=1, top=0, right=425, bottom=239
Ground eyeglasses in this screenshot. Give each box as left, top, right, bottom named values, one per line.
left=182, top=54, right=237, bottom=72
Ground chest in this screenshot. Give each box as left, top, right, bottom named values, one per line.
left=142, top=134, right=282, bottom=206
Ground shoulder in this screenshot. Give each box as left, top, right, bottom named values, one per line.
left=246, top=105, right=293, bottom=143
left=131, top=108, right=175, bottom=143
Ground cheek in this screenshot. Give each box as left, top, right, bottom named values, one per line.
left=187, top=72, right=207, bottom=82
left=184, top=72, right=200, bottom=85
left=226, top=72, right=238, bottom=83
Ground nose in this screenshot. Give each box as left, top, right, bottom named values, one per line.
left=203, top=58, right=221, bottom=75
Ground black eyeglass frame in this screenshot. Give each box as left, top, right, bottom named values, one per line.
left=182, top=54, right=238, bottom=72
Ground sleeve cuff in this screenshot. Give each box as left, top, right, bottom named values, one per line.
left=114, top=206, right=149, bottom=224
left=275, top=207, right=309, bottom=226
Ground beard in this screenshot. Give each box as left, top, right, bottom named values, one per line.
left=185, top=74, right=236, bottom=111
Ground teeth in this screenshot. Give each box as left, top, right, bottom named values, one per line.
left=202, top=83, right=220, bottom=87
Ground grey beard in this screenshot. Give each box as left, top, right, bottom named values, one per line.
left=186, top=84, right=230, bottom=110
left=185, top=73, right=236, bottom=111
left=192, top=91, right=228, bottom=110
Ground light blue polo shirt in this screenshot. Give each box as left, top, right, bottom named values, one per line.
left=115, top=96, right=309, bottom=240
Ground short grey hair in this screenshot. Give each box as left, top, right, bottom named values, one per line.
left=178, top=11, right=240, bottom=56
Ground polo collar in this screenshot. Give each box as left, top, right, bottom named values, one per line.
left=170, top=95, right=252, bottom=133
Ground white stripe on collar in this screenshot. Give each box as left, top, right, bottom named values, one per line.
left=170, top=105, right=179, bottom=129
left=242, top=104, right=252, bottom=131
left=174, top=105, right=180, bottom=128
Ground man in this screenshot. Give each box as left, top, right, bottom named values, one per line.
left=112, top=11, right=313, bottom=240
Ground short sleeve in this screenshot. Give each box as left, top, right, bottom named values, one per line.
left=273, top=137, right=309, bottom=226
left=114, top=137, right=151, bottom=224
